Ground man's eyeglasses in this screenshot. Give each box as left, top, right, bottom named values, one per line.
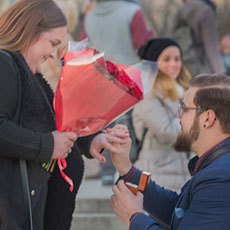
left=177, top=102, right=205, bottom=118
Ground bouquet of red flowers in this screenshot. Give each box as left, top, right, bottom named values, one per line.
left=51, top=39, right=157, bottom=191
left=54, top=40, right=155, bottom=136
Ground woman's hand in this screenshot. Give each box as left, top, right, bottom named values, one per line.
left=90, top=125, right=129, bottom=163
left=51, top=130, right=78, bottom=159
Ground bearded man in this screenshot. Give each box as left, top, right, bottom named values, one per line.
left=109, top=74, right=230, bottom=230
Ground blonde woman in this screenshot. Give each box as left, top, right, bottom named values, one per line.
left=133, top=38, right=191, bottom=192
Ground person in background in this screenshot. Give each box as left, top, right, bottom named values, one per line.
left=110, top=74, right=230, bottom=230
left=0, top=1, right=128, bottom=229
left=132, top=38, right=191, bottom=192
left=80, top=0, right=155, bottom=185
left=0, top=0, right=10, bottom=14
left=71, top=0, right=96, bottom=40
left=124, top=0, right=140, bottom=4
left=80, top=0, right=154, bottom=64
left=174, top=0, right=225, bottom=75
left=219, top=34, right=230, bottom=75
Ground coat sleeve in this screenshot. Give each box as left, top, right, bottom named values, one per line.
left=130, top=213, right=167, bottom=230
left=0, top=53, right=53, bottom=162
left=133, top=96, right=180, bottom=144
left=121, top=166, right=179, bottom=229
left=75, top=133, right=97, bottom=158
left=142, top=180, right=179, bottom=227
left=130, top=9, right=154, bottom=50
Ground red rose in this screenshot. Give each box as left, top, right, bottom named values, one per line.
left=95, top=57, right=107, bottom=69
left=130, top=85, right=143, bottom=99
left=106, top=61, right=119, bottom=77
left=117, top=69, right=134, bottom=89
left=104, top=60, right=143, bottom=100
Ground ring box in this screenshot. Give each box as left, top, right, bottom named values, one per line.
left=125, top=182, right=138, bottom=195
left=125, top=171, right=151, bottom=195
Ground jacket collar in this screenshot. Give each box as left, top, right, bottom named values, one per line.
left=188, top=137, right=230, bottom=176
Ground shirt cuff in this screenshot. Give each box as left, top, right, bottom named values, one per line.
left=129, top=213, right=160, bottom=230
left=121, top=165, right=138, bottom=181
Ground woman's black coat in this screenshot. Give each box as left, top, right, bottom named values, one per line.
left=0, top=51, right=93, bottom=229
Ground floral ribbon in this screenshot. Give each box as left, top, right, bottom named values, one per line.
left=57, top=158, right=74, bottom=192
left=55, top=100, right=74, bottom=192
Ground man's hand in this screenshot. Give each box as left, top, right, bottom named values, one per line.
left=107, top=125, right=132, bottom=176
left=90, top=126, right=129, bottom=163
left=111, top=180, right=144, bottom=225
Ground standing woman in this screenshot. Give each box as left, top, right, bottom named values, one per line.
left=133, top=38, right=191, bottom=192
left=0, top=1, right=126, bottom=229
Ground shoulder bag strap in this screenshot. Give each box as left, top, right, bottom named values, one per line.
left=199, top=144, right=230, bottom=171
left=136, top=128, right=148, bottom=153
left=20, top=160, right=33, bottom=230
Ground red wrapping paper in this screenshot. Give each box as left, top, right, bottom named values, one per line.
left=54, top=49, right=143, bottom=136
left=53, top=47, right=144, bottom=192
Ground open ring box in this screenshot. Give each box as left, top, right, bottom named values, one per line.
left=125, top=171, right=151, bottom=195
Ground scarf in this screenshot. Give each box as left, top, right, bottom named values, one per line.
left=9, top=52, right=56, bottom=132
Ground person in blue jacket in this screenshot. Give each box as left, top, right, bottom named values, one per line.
left=110, top=73, right=230, bottom=230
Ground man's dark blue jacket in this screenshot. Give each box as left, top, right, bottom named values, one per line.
left=123, top=141, right=230, bottom=230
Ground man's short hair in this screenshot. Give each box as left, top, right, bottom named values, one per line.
left=189, top=74, right=230, bottom=134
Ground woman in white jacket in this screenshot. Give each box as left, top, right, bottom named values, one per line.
left=133, top=38, right=192, bottom=192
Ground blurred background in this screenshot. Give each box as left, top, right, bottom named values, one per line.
left=1, top=0, right=229, bottom=39
left=1, top=1, right=229, bottom=229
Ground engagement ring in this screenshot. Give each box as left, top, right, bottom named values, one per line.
left=67, top=148, right=72, bottom=154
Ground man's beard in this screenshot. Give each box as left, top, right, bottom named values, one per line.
left=174, top=116, right=200, bottom=152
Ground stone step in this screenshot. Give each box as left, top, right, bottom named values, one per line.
left=71, top=178, right=128, bottom=230
left=70, top=212, right=127, bottom=230
left=75, top=198, right=112, bottom=213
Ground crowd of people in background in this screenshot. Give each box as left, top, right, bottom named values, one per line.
left=173, top=0, right=225, bottom=75
left=0, top=0, right=230, bottom=230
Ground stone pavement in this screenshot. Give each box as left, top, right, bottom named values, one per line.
left=71, top=177, right=128, bottom=230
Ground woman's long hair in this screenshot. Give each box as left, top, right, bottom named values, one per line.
left=153, top=65, right=191, bottom=101
left=0, top=0, right=67, bottom=53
